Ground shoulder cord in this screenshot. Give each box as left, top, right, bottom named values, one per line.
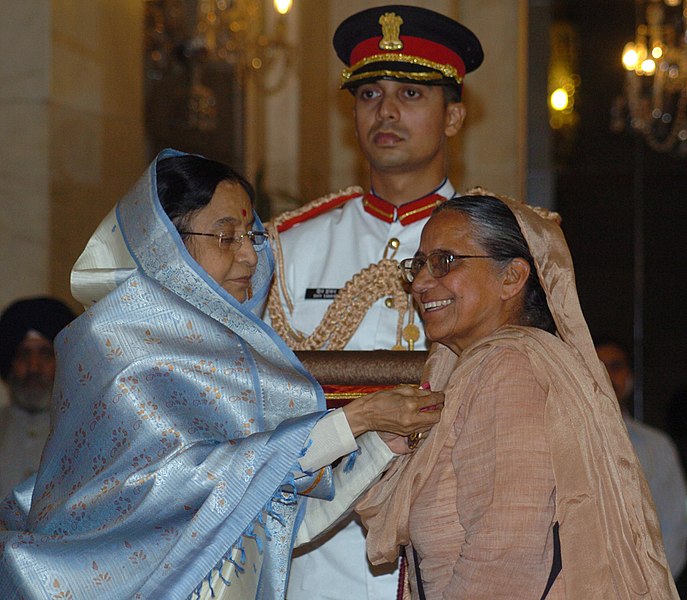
left=266, top=219, right=296, bottom=314
left=267, top=222, right=410, bottom=350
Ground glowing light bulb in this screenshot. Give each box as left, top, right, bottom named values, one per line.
left=652, top=46, right=663, bottom=59
left=641, top=58, right=656, bottom=75
left=550, top=88, right=569, bottom=111
left=622, top=43, right=639, bottom=70
left=274, top=0, right=293, bottom=14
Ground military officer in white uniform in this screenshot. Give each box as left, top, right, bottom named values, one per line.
left=267, top=5, right=484, bottom=599
left=269, top=179, right=456, bottom=353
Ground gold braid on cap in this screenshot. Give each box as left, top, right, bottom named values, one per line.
left=341, top=54, right=462, bottom=87
left=266, top=189, right=411, bottom=350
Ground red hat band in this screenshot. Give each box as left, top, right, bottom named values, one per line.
left=342, top=35, right=466, bottom=87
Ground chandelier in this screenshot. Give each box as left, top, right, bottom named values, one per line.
left=145, top=0, right=295, bottom=131
left=611, top=0, right=687, bottom=154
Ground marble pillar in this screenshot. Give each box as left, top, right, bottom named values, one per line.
left=0, top=1, right=146, bottom=314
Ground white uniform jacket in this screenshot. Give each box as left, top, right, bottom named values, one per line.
left=267, top=180, right=455, bottom=600
left=268, top=180, right=455, bottom=353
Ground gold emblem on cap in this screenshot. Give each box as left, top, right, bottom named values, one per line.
left=378, top=12, right=404, bottom=51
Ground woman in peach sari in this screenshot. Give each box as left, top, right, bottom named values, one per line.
left=357, top=191, right=678, bottom=599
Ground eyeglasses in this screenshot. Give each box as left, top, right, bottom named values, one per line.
left=399, top=250, right=496, bottom=283
left=179, top=230, right=269, bottom=250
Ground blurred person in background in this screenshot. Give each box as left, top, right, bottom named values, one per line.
left=0, top=296, right=76, bottom=497
left=595, top=337, right=687, bottom=581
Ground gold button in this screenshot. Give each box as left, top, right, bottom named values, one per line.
left=388, top=238, right=400, bottom=249
left=384, top=297, right=394, bottom=308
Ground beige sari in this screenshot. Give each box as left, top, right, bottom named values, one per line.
left=356, top=192, right=678, bottom=599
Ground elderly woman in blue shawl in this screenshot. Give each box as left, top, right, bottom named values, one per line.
left=0, top=149, right=442, bottom=600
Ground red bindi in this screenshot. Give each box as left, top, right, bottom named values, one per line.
left=241, top=209, right=247, bottom=217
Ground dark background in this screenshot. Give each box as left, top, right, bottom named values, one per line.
left=547, top=4, right=686, bottom=590
left=549, top=0, right=687, bottom=432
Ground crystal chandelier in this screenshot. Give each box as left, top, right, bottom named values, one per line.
left=145, top=0, right=295, bottom=131
left=611, top=0, right=687, bottom=154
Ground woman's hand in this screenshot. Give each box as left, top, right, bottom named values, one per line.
left=342, top=385, right=444, bottom=439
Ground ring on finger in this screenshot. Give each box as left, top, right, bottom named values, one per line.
left=408, top=431, right=424, bottom=450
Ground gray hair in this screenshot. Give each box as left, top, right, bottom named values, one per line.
left=434, top=194, right=556, bottom=334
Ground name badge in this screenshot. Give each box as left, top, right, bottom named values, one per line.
left=305, top=288, right=340, bottom=300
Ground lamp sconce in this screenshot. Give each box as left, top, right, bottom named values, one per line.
left=548, top=20, right=581, bottom=132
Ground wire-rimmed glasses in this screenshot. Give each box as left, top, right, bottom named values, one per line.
left=399, top=250, right=496, bottom=283
left=179, top=230, right=270, bottom=250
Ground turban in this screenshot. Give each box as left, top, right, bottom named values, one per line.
left=0, top=297, right=76, bottom=381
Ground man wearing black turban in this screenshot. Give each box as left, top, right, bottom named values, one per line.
left=0, top=296, right=76, bottom=497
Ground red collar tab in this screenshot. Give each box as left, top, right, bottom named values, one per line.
left=363, top=192, right=446, bottom=226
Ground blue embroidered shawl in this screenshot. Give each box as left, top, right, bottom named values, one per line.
left=0, top=149, right=328, bottom=599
